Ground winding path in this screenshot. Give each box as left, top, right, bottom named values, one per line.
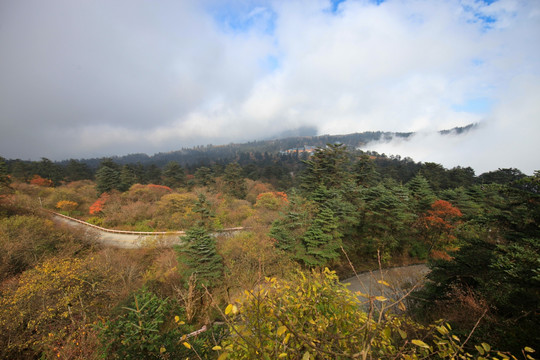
left=50, top=211, right=430, bottom=296
left=342, top=264, right=429, bottom=303
left=50, top=211, right=244, bottom=248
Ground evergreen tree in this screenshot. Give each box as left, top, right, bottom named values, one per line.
left=36, top=158, right=63, bottom=185
left=175, top=227, right=223, bottom=289
left=162, top=161, right=185, bottom=188
left=407, top=174, right=436, bottom=213
left=223, top=162, right=246, bottom=199
left=354, top=154, right=379, bottom=187
left=419, top=162, right=447, bottom=191
left=64, top=159, right=93, bottom=182
left=270, top=193, right=311, bottom=258
left=119, top=165, right=138, bottom=191
left=300, top=207, right=342, bottom=267
left=193, top=193, right=215, bottom=229
left=0, top=157, right=10, bottom=186
left=194, top=166, right=214, bottom=187
left=300, top=143, right=350, bottom=194
left=0, top=156, right=12, bottom=196
left=143, top=164, right=162, bottom=184
left=96, top=160, right=121, bottom=195
left=357, top=184, right=414, bottom=260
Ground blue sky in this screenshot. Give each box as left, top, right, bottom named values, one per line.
left=0, top=0, right=539, bottom=173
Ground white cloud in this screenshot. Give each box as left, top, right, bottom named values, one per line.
left=0, top=0, right=538, bottom=174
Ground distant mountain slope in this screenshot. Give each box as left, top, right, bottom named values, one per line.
left=64, top=124, right=477, bottom=168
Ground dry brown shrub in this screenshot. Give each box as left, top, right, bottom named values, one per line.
left=430, top=249, right=454, bottom=261
left=245, top=180, right=274, bottom=204
left=218, top=231, right=295, bottom=292
left=216, top=198, right=254, bottom=227
left=434, top=284, right=492, bottom=330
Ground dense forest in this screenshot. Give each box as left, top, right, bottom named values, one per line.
left=0, top=139, right=538, bottom=359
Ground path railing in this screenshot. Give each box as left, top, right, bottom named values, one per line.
left=45, top=210, right=245, bottom=236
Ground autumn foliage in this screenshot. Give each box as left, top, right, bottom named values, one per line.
left=419, top=199, right=463, bottom=250
left=55, top=200, right=78, bottom=212
left=89, top=193, right=110, bottom=215
left=255, top=191, right=289, bottom=210
left=29, top=175, right=53, bottom=187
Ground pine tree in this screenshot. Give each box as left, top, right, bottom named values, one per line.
left=300, top=143, right=350, bottom=194
left=193, top=193, right=215, bottom=229
left=223, top=162, right=246, bottom=199
left=163, top=161, right=185, bottom=188
left=96, top=161, right=121, bottom=195
left=65, top=159, right=93, bottom=181
left=407, top=174, right=436, bottom=213
left=300, top=207, right=342, bottom=267
left=119, top=165, right=138, bottom=191
left=194, top=167, right=214, bottom=187
left=354, top=154, right=379, bottom=187
left=269, top=193, right=311, bottom=261
left=175, top=227, right=223, bottom=289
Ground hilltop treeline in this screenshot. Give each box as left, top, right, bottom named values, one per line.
left=0, top=143, right=537, bottom=359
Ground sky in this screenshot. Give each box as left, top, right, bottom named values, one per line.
left=0, top=0, right=539, bottom=174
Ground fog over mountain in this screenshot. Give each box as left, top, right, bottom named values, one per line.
left=0, top=0, right=538, bottom=174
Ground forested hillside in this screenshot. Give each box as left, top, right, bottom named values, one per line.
left=0, top=144, right=537, bottom=359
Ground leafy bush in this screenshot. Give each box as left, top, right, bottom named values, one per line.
left=98, top=289, right=194, bottom=360
left=217, top=268, right=524, bottom=359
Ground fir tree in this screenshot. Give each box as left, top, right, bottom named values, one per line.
left=407, top=174, right=436, bottom=213
left=300, top=143, right=350, bottom=194
left=300, top=207, right=342, bottom=267
left=95, top=162, right=121, bottom=195
left=223, top=162, right=246, bottom=199
left=175, top=227, right=223, bottom=289
left=163, top=161, right=185, bottom=188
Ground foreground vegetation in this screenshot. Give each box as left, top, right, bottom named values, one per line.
left=0, top=148, right=538, bottom=359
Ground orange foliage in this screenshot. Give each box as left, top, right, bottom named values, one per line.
left=419, top=199, right=463, bottom=247
left=124, top=184, right=173, bottom=202
left=430, top=249, right=454, bottom=261
left=56, top=200, right=78, bottom=212
left=29, top=175, right=53, bottom=187
left=89, top=193, right=110, bottom=215
left=256, top=191, right=288, bottom=203
left=423, top=199, right=463, bottom=231
left=255, top=192, right=289, bottom=210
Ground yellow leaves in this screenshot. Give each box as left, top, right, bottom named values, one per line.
left=524, top=347, right=535, bottom=353
left=283, top=332, right=291, bottom=344
left=375, top=296, right=388, bottom=302
left=436, top=325, right=449, bottom=336
left=224, top=303, right=238, bottom=315
left=212, top=345, right=222, bottom=351
left=278, top=353, right=288, bottom=358
left=277, top=325, right=287, bottom=336
left=411, top=339, right=430, bottom=349
left=182, top=341, right=191, bottom=349
left=217, top=353, right=229, bottom=360
left=159, top=346, right=166, bottom=353
left=377, top=280, right=391, bottom=287
left=174, top=315, right=184, bottom=325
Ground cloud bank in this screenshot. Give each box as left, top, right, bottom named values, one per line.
left=0, top=0, right=538, bottom=174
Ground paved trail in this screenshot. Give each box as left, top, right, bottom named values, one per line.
left=51, top=212, right=244, bottom=248
left=52, top=212, right=430, bottom=297
left=52, top=214, right=181, bottom=248
left=343, top=264, right=429, bottom=300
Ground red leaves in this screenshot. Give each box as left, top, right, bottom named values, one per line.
left=89, top=193, right=110, bottom=215
left=419, top=199, right=463, bottom=247
left=29, top=175, right=53, bottom=187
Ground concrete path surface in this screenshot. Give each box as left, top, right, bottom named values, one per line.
left=343, top=264, right=429, bottom=302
